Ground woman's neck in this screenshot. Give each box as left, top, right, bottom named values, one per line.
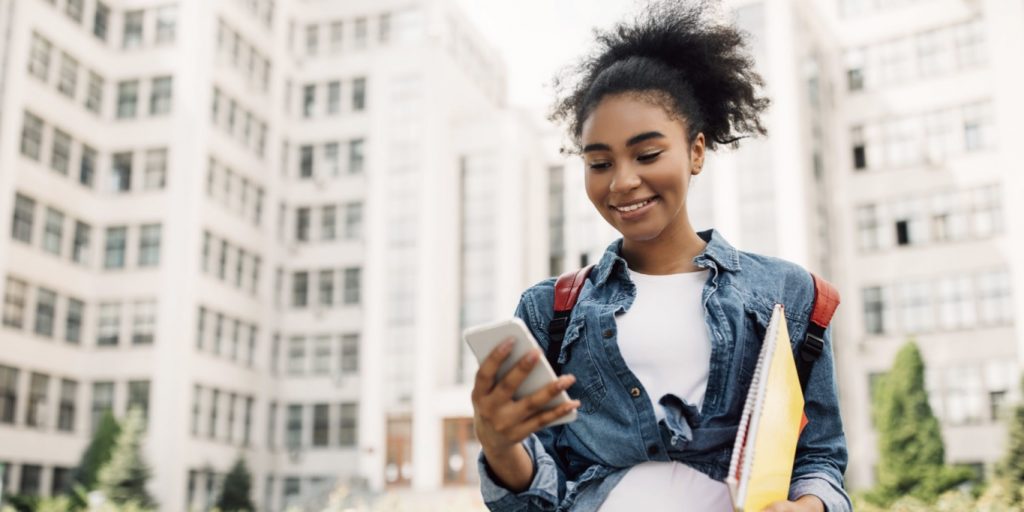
left=620, top=220, right=707, bottom=275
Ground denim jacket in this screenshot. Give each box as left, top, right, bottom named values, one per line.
left=478, top=229, right=852, bottom=512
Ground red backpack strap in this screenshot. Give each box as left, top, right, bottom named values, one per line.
left=546, top=265, right=595, bottom=374
left=797, top=272, right=841, bottom=391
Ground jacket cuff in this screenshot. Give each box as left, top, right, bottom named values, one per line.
left=478, top=436, right=560, bottom=511
left=789, top=474, right=852, bottom=512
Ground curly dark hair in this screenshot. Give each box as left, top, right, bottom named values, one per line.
left=550, top=0, right=769, bottom=153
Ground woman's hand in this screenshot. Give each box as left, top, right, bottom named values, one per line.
left=760, top=495, right=825, bottom=512
left=472, top=338, right=581, bottom=454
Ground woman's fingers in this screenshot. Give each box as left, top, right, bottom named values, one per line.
left=490, top=348, right=541, bottom=402
left=510, top=374, right=576, bottom=419
left=471, top=338, right=515, bottom=403
left=507, top=400, right=581, bottom=440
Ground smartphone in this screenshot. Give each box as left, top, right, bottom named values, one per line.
left=463, top=317, right=578, bottom=426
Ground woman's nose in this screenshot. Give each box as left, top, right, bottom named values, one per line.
left=609, top=163, right=642, bottom=193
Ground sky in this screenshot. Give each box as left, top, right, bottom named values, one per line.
left=454, top=0, right=637, bottom=116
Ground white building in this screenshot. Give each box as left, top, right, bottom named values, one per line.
left=0, top=0, right=549, bottom=509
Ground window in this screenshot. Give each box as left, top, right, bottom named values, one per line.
left=296, top=207, right=311, bottom=242
left=3, top=277, right=28, bottom=329
left=104, top=226, right=127, bottom=269
left=286, top=404, right=302, bottom=448
left=58, top=53, right=78, bottom=98
left=348, top=139, right=365, bottom=175
left=127, top=380, right=150, bottom=421
left=305, top=24, right=319, bottom=56
left=267, top=401, right=277, bottom=449
left=287, top=336, right=305, bottom=375
left=339, top=402, right=357, bottom=446
left=116, top=80, right=139, bottom=118
left=195, top=306, right=206, bottom=349
left=443, top=417, right=480, bottom=485
left=845, top=48, right=865, bottom=92
left=954, top=18, right=985, bottom=68
left=301, top=85, right=317, bottom=120
left=65, top=298, right=84, bottom=344
left=85, top=72, right=103, bottom=114
left=26, top=372, right=49, bottom=427
left=863, top=286, right=886, bottom=335
left=235, top=250, right=246, bottom=288
left=43, top=208, right=64, bottom=255
left=155, top=6, right=177, bottom=44
left=28, top=33, right=52, bottom=81
left=321, top=206, right=336, bottom=241
left=80, top=145, right=97, bottom=187
left=144, top=149, right=167, bottom=190
left=352, top=78, right=366, bottom=111
left=329, top=21, right=343, bottom=53
left=209, top=389, right=220, bottom=439
left=327, top=81, right=340, bottom=114
left=123, top=10, right=144, bottom=49
left=247, top=326, right=258, bottom=367
left=48, top=129, right=72, bottom=175
left=211, top=87, right=221, bottom=123
left=213, top=313, right=224, bottom=354
left=111, top=152, right=133, bottom=192
left=313, top=403, right=329, bottom=446
left=317, top=269, right=334, bottom=307
left=138, top=224, right=162, bottom=267
left=19, top=465, right=41, bottom=495
left=292, top=272, right=309, bottom=308
left=150, top=77, right=173, bottom=115
left=313, top=335, right=331, bottom=374
left=90, top=381, right=114, bottom=433
left=0, top=365, right=18, bottom=424
left=57, top=379, right=77, bottom=432
left=851, top=126, right=866, bottom=170
left=345, top=202, right=363, bottom=240
left=72, top=221, right=91, bottom=265
left=131, top=300, right=156, bottom=345
left=34, top=288, right=56, bottom=338
left=93, top=2, right=110, bottom=41
left=299, top=145, right=314, bottom=178
left=271, top=333, right=281, bottom=374
left=226, top=393, right=236, bottom=442
left=20, top=112, right=44, bottom=160
left=340, top=334, right=359, bottom=374
left=97, top=302, right=120, bottom=346
left=343, top=267, right=361, bottom=305
left=324, top=143, right=340, bottom=175
left=937, top=276, right=976, bottom=330
left=243, top=396, right=254, bottom=445
left=977, top=270, right=1012, bottom=326
left=380, top=13, right=391, bottom=43
left=230, top=319, right=241, bottom=359
left=12, top=193, right=35, bottom=243
left=218, top=240, right=228, bottom=279
left=251, top=256, right=261, bottom=295
left=192, top=385, right=202, bottom=435
left=354, top=17, right=367, bottom=49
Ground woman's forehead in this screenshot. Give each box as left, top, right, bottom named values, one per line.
left=582, top=94, right=687, bottom=144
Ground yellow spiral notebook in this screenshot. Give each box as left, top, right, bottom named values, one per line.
left=726, top=304, right=806, bottom=512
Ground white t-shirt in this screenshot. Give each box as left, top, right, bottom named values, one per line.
left=597, top=268, right=732, bottom=511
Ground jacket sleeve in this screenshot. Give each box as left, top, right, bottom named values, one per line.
left=789, top=320, right=853, bottom=512
left=478, top=289, right=568, bottom=512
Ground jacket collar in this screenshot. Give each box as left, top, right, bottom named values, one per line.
left=593, top=229, right=742, bottom=287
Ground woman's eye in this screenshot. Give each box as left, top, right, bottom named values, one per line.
left=638, top=151, right=663, bottom=162
left=589, top=161, right=611, bottom=170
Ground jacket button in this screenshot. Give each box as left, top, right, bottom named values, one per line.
left=630, top=387, right=641, bottom=398
left=602, top=329, right=614, bottom=338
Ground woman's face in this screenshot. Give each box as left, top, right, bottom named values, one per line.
left=580, top=93, right=705, bottom=243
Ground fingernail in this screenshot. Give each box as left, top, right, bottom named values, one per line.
left=500, top=339, right=514, bottom=353
left=526, top=351, right=539, bottom=363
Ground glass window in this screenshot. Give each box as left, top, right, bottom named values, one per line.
left=286, top=404, right=302, bottom=448
left=339, top=402, right=357, bottom=446
left=324, top=142, right=339, bottom=175
left=343, top=267, right=361, bottom=305
left=330, top=21, right=343, bottom=53
left=42, top=207, right=64, bottom=256
left=292, top=272, right=308, bottom=308
left=192, top=385, right=202, bottom=435
left=327, top=81, right=340, bottom=114
left=80, top=144, right=97, bottom=187
left=243, top=396, right=254, bottom=445
left=251, top=256, right=261, bottom=295
left=50, top=129, right=72, bottom=175
left=20, top=111, right=44, bottom=160
left=127, top=380, right=150, bottom=421
left=104, top=226, right=127, bottom=269
left=348, top=139, right=364, bottom=174
left=97, top=302, right=120, bottom=346
left=131, top=300, right=156, bottom=345
left=12, top=193, right=36, bottom=243
left=116, top=80, right=139, bottom=118
left=379, top=13, right=391, bottom=43
left=123, top=10, right=144, bottom=49
left=321, top=206, right=336, bottom=241
left=318, top=269, right=334, bottom=307
left=28, top=33, right=52, bottom=81
left=57, top=52, right=78, bottom=98
left=213, top=312, right=224, bottom=354
left=144, top=149, right=167, bottom=190
left=0, top=365, right=19, bottom=423
left=352, top=78, right=366, bottom=111
left=209, top=389, right=220, bottom=439
left=85, top=71, right=103, bottom=114
left=287, top=336, right=305, bottom=375
left=267, top=401, right=277, bottom=449
left=111, top=152, right=132, bottom=192
left=65, top=298, right=84, bottom=344
left=3, top=277, right=28, bottom=329
left=340, top=334, right=359, bottom=374
left=303, top=84, right=315, bottom=118
left=225, top=393, right=236, bottom=442
left=218, top=239, right=228, bottom=279
left=138, top=224, right=162, bottom=266
left=93, top=2, right=110, bottom=41
left=354, top=17, right=367, bottom=49
left=90, top=381, right=114, bottom=433
left=299, top=145, right=314, bottom=178
left=442, top=417, right=481, bottom=485
left=72, top=221, right=91, bottom=265
left=34, top=288, right=56, bottom=337
left=851, top=126, right=866, bottom=170
left=313, top=403, right=329, bottom=446
left=150, top=76, right=173, bottom=115
left=295, top=207, right=310, bottom=242
left=313, top=336, right=331, bottom=375
left=155, top=6, right=177, bottom=44
left=19, top=465, right=41, bottom=495
left=235, top=250, right=246, bottom=288
left=57, top=379, right=77, bottom=432
left=305, top=24, right=318, bottom=56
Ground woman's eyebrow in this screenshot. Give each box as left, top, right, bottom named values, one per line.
left=583, top=131, right=666, bottom=153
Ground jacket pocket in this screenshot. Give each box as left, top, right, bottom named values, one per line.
left=559, top=313, right=608, bottom=414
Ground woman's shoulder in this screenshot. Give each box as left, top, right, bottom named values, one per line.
left=734, top=250, right=817, bottom=318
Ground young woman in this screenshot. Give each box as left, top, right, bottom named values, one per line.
left=470, top=2, right=850, bottom=511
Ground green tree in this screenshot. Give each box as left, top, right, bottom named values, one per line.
left=70, top=410, right=122, bottom=504
left=97, top=408, right=155, bottom=508
left=866, top=342, right=973, bottom=506
left=215, top=457, right=255, bottom=512
left=995, top=376, right=1024, bottom=503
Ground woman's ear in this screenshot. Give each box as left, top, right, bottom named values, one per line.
left=690, top=132, right=706, bottom=175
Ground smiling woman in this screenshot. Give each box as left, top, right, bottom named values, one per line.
left=469, top=2, right=852, bottom=512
